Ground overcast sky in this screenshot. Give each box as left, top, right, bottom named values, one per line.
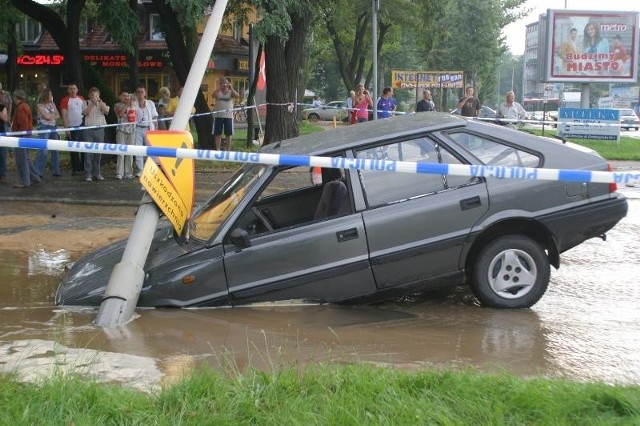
left=503, top=0, right=640, bottom=54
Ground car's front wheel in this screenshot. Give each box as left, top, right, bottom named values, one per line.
left=307, top=113, right=320, bottom=123
left=471, top=235, right=550, bottom=309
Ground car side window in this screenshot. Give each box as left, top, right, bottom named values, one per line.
left=448, top=132, right=540, bottom=167
left=234, top=165, right=350, bottom=236
left=355, top=137, right=474, bottom=208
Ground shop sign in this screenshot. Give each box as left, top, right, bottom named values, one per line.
left=17, top=53, right=165, bottom=69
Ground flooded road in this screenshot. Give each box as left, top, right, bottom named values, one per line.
left=1, top=190, right=639, bottom=391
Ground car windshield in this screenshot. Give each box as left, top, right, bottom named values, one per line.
left=189, top=164, right=268, bottom=242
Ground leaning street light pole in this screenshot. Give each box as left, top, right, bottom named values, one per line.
left=95, top=0, right=230, bottom=327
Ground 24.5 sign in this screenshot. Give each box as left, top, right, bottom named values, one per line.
left=17, top=54, right=64, bottom=66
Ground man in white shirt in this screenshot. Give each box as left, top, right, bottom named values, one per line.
left=497, top=91, right=528, bottom=129
left=60, top=83, right=85, bottom=175
left=133, top=84, right=158, bottom=175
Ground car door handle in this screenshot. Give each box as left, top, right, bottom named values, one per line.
left=460, top=196, right=482, bottom=210
left=336, top=228, right=358, bottom=242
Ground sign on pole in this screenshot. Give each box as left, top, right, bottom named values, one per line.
left=557, top=108, right=621, bottom=141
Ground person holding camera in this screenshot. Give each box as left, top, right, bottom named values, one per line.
left=212, top=78, right=239, bottom=151
left=82, top=87, right=110, bottom=182
left=352, top=83, right=373, bottom=123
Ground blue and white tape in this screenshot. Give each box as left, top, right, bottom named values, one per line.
left=0, top=104, right=258, bottom=137
left=1, top=136, right=638, bottom=186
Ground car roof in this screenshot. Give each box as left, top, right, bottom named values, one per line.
left=261, top=113, right=466, bottom=155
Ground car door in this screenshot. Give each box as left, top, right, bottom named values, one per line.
left=354, top=137, right=489, bottom=290
left=223, top=166, right=376, bottom=305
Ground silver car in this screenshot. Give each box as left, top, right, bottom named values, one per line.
left=303, top=101, right=349, bottom=122
left=619, top=108, right=639, bottom=131
left=57, top=113, right=627, bottom=309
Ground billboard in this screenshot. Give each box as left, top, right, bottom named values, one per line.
left=544, top=9, right=639, bottom=83
left=391, top=71, right=464, bottom=89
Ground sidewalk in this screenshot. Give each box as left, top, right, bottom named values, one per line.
left=0, top=168, right=235, bottom=206
left=1, top=161, right=638, bottom=206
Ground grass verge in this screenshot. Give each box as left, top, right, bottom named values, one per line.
left=527, top=128, right=640, bottom=161
left=1, top=365, right=638, bottom=424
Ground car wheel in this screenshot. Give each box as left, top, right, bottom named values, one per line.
left=471, top=235, right=550, bottom=309
left=307, top=113, right=320, bottom=123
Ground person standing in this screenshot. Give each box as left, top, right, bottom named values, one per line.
left=346, top=90, right=356, bottom=125
left=457, top=86, right=481, bottom=117
left=133, top=84, right=158, bottom=176
left=82, top=87, right=110, bottom=182
left=497, top=91, right=527, bottom=129
left=114, top=90, right=136, bottom=180
left=35, top=88, right=62, bottom=178
left=60, top=83, right=85, bottom=175
left=12, top=90, right=40, bottom=189
left=416, top=90, right=436, bottom=112
left=0, top=83, right=12, bottom=119
left=377, top=86, right=397, bottom=119
left=352, top=84, right=373, bottom=123
left=157, top=86, right=174, bottom=130
left=0, top=103, right=9, bottom=184
left=212, top=78, right=239, bottom=151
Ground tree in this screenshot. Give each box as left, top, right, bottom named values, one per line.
left=0, top=0, right=21, bottom=92
left=252, top=0, right=320, bottom=144
left=435, top=0, right=528, bottom=101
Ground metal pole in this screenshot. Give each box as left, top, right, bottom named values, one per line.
left=371, top=0, right=378, bottom=120
left=95, top=0, right=230, bottom=327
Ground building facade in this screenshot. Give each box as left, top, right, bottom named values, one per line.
left=11, top=3, right=251, bottom=106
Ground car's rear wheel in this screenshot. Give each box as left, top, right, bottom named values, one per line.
left=307, top=113, right=320, bottom=123
left=471, top=235, right=549, bottom=309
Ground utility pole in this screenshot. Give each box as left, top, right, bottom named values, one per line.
left=95, top=0, right=230, bottom=327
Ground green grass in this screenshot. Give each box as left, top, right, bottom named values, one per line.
left=527, top=128, right=640, bottom=161
left=1, top=365, right=638, bottom=424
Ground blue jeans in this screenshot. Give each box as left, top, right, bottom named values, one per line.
left=15, top=148, right=40, bottom=186
left=34, top=125, right=61, bottom=176
left=0, top=146, right=6, bottom=179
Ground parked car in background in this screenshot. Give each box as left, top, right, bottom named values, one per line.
left=451, top=105, right=498, bottom=119
left=303, top=101, right=349, bottom=122
left=618, top=108, right=640, bottom=131
left=56, top=113, right=627, bottom=310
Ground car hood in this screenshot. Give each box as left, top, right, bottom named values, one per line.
left=55, top=222, right=202, bottom=306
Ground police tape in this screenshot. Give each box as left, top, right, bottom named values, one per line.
left=0, top=104, right=259, bottom=137
left=1, top=135, right=639, bottom=186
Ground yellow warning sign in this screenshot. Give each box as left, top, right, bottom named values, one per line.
left=141, top=159, right=189, bottom=235
left=143, top=130, right=195, bottom=234
left=144, top=130, right=195, bottom=210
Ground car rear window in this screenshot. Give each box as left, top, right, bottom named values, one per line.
left=355, top=137, right=477, bottom=207
left=447, top=132, right=540, bottom=168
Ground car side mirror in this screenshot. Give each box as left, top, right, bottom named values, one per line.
left=229, top=228, right=251, bottom=249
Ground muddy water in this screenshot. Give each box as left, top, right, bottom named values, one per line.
left=1, top=192, right=639, bottom=391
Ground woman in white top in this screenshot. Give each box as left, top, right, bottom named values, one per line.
left=35, top=88, right=61, bottom=177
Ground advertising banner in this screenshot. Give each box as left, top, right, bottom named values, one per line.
left=545, top=10, right=639, bottom=83
left=391, top=70, right=464, bottom=89
left=557, top=108, right=621, bottom=141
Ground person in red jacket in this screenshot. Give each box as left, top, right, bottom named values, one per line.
left=11, top=89, right=40, bottom=188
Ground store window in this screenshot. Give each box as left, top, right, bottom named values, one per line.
left=228, top=76, right=249, bottom=103
left=116, top=74, right=170, bottom=99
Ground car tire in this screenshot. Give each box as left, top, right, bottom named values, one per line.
left=471, top=235, right=550, bottom=309
left=307, top=113, right=320, bottom=123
